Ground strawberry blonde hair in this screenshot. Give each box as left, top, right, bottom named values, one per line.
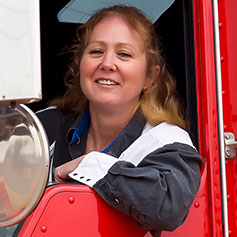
left=51, top=5, right=187, bottom=130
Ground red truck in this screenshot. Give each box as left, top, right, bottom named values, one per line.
left=0, top=0, right=236, bottom=236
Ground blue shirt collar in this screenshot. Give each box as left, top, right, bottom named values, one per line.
left=70, top=110, right=117, bottom=154
left=70, top=110, right=90, bottom=144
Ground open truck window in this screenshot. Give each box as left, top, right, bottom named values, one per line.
left=29, top=0, right=198, bottom=147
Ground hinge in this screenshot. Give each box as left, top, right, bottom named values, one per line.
left=224, top=132, right=237, bottom=159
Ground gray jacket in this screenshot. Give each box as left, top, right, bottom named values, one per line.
left=37, top=107, right=202, bottom=236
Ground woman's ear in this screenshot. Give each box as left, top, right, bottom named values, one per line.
left=152, top=65, right=161, bottom=78
left=145, top=65, right=160, bottom=89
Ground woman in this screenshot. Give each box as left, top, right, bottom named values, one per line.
left=37, top=5, right=202, bottom=236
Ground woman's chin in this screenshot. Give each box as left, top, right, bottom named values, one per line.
left=89, top=96, right=120, bottom=106
left=90, top=100, right=120, bottom=109
left=89, top=99, right=139, bottom=114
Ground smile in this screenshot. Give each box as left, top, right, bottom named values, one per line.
left=96, top=79, right=119, bottom=85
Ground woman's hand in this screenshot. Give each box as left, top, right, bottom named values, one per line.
left=54, top=155, right=86, bottom=183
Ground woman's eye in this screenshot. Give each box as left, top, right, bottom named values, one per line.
left=118, top=52, right=132, bottom=58
left=89, top=50, right=103, bottom=55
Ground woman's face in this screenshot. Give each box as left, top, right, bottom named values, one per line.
left=80, top=15, right=151, bottom=112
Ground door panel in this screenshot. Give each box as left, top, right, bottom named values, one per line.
left=218, top=0, right=237, bottom=235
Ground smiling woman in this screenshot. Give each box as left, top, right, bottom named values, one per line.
left=80, top=15, right=150, bottom=116
left=35, top=3, right=202, bottom=237
left=32, top=0, right=197, bottom=138
left=50, top=5, right=185, bottom=128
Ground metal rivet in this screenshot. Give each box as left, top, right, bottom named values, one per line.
left=194, top=201, right=200, bottom=208
left=41, top=226, right=47, bottom=233
left=115, top=198, right=119, bottom=204
left=68, top=196, right=75, bottom=204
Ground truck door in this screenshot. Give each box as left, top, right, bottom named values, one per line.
left=218, top=0, right=237, bottom=236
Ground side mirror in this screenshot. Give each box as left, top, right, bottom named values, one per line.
left=0, top=104, right=49, bottom=227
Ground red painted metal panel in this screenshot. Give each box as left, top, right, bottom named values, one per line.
left=218, top=0, right=237, bottom=236
left=19, top=178, right=210, bottom=237
left=192, top=0, right=224, bottom=236
left=18, top=185, right=151, bottom=237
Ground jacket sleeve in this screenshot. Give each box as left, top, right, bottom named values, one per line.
left=69, top=124, right=202, bottom=232
left=96, top=144, right=201, bottom=231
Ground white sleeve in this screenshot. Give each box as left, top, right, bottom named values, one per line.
left=68, top=151, right=118, bottom=187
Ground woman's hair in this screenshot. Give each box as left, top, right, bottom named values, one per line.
left=51, top=5, right=187, bottom=130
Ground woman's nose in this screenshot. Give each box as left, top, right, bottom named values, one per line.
left=100, top=53, right=117, bottom=72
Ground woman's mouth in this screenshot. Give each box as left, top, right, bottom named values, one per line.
left=96, top=79, right=119, bottom=85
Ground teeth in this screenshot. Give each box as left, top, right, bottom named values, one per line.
left=97, top=79, right=117, bottom=85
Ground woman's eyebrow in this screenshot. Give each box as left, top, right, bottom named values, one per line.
left=117, top=42, right=139, bottom=51
left=88, top=41, right=139, bottom=51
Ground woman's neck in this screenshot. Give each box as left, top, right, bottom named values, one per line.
left=86, top=103, right=138, bottom=153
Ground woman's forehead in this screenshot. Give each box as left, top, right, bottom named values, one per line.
left=88, top=15, right=145, bottom=49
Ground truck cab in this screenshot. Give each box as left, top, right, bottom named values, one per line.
left=0, top=0, right=237, bottom=236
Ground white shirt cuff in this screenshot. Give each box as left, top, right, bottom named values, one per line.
left=68, top=151, right=118, bottom=187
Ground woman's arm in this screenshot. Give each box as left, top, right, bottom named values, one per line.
left=55, top=122, right=202, bottom=232
left=56, top=142, right=202, bottom=232
left=93, top=143, right=202, bottom=231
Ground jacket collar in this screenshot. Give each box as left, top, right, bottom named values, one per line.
left=66, top=107, right=147, bottom=158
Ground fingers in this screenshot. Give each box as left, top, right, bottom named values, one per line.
left=54, top=166, right=71, bottom=183
left=54, top=155, right=85, bottom=183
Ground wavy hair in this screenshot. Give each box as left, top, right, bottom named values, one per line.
left=51, top=5, right=187, bottom=130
